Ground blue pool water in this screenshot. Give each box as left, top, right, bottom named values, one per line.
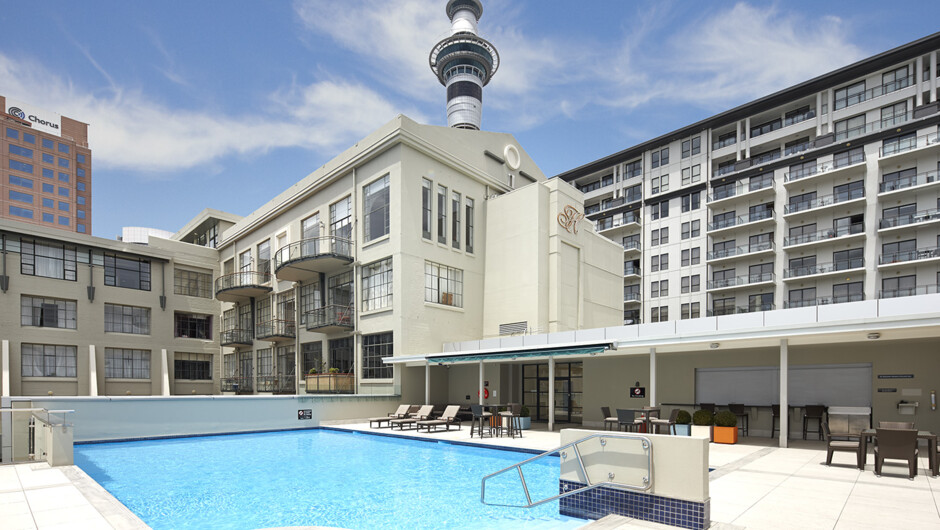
left=75, top=429, right=587, bottom=529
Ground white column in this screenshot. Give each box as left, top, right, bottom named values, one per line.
left=88, top=345, right=98, bottom=397
left=161, top=349, right=171, bottom=396
left=478, top=360, right=484, bottom=405
left=916, top=56, right=924, bottom=106
left=932, top=51, right=938, bottom=100
left=548, top=356, right=555, bottom=432
left=1, top=340, right=9, bottom=397
left=779, top=339, right=788, bottom=448
left=425, top=362, right=430, bottom=405
left=649, top=347, right=657, bottom=407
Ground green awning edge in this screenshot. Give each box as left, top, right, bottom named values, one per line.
left=427, top=345, right=608, bottom=364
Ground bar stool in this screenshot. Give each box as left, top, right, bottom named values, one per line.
left=470, top=404, right=492, bottom=438
left=771, top=404, right=780, bottom=438
left=510, top=403, right=524, bottom=438
left=802, top=405, right=826, bottom=440
left=728, top=404, right=748, bottom=437
left=601, top=406, right=618, bottom=431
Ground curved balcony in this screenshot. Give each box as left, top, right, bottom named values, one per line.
left=215, top=271, right=272, bottom=303
left=220, top=329, right=253, bottom=347
left=256, top=319, right=296, bottom=342
left=305, top=305, right=355, bottom=334
left=274, top=237, right=354, bottom=282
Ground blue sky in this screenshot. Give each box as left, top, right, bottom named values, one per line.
left=1, top=1, right=938, bottom=238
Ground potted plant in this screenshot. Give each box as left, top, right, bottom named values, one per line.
left=328, top=367, right=340, bottom=374
left=713, top=410, right=738, bottom=444
left=691, top=409, right=714, bottom=441
left=674, top=409, right=692, bottom=436
left=516, top=405, right=531, bottom=430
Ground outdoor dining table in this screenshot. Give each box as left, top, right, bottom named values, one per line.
left=847, top=428, right=938, bottom=477
left=620, top=407, right=661, bottom=433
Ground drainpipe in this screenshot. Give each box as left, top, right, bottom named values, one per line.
left=548, top=356, right=555, bottom=432
left=1, top=234, right=8, bottom=293
left=159, top=262, right=167, bottom=310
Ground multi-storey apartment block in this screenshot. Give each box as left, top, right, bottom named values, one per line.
left=558, top=32, right=940, bottom=324
left=1, top=95, right=92, bottom=234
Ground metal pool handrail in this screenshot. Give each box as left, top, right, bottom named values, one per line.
left=480, top=432, right=653, bottom=508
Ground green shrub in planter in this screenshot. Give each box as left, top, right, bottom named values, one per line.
left=692, top=409, right=713, bottom=426
left=675, top=410, right=692, bottom=425
left=520, top=405, right=530, bottom=418
left=714, top=410, right=738, bottom=427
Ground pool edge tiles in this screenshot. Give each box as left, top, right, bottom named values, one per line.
left=320, top=425, right=551, bottom=456
left=558, top=479, right=710, bottom=530
left=74, top=425, right=320, bottom=445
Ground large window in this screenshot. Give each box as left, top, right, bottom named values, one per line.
left=105, top=348, right=150, bottom=379
left=451, top=191, right=461, bottom=249
left=20, top=240, right=77, bottom=281
left=361, top=257, right=393, bottom=311
left=425, top=261, right=463, bottom=307
left=330, top=197, right=353, bottom=252
left=363, top=175, right=390, bottom=242
left=104, top=254, right=151, bottom=291
left=465, top=197, right=475, bottom=254
left=174, top=268, right=212, bottom=298
left=302, top=342, right=323, bottom=374
left=834, top=80, right=865, bottom=110
left=105, top=303, right=151, bottom=334
left=175, top=312, right=213, bottom=339
left=20, top=295, right=77, bottom=329
left=257, top=241, right=271, bottom=275
left=362, top=332, right=393, bottom=379
left=300, top=282, right=322, bottom=325
left=422, top=178, right=432, bottom=240
left=437, top=185, right=447, bottom=244
left=21, top=344, right=76, bottom=377
left=175, top=353, right=212, bottom=380
left=328, top=337, right=353, bottom=374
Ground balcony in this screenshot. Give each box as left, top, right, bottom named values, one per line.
left=707, top=210, right=774, bottom=233
left=221, top=377, right=254, bottom=394
left=597, top=212, right=641, bottom=233
left=215, top=271, right=272, bottom=303
left=707, top=272, right=775, bottom=292
left=879, top=169, right=939, bottom=195
left=707, top=176, right=774, bottom=205
left=256, top=319, right=297, bottom=342
left=708, top=303, right=776, bottom=316
left=274, top=236, right=354, bottom=282
left=879, top=131, right=940, bottom=160
left=783, top=153, right=866, bottom=185
left=623, top=265, right=641, bottom=278
left=833, top=75, right=913, bottom=111
left=220, top=329, right=253, bottom=347
left=783, top=259, right=865, bottom=280
left=256, top=375, right=297, bottom=394
left=707, top=242, right=775, bottom=263
left=622, top=239, right=641, bottom=254
left=878, top=207, right=940, bottom=231
left=783, top=190, right=864, bottom=216
left=623, top=291, right=641, bottom=304
left=305, top=304, right=355, bottom=333
left=878, top=284, right=939, bottom=299
left=783, top=298, right=831, bottom=309
left=784, top=225, right=865, bottom=249
left=878, top=246, right=940, bottom=268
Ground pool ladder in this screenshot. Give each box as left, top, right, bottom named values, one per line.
left=480, top=432, right=653, bottom=508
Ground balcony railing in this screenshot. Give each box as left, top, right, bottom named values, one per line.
left=783, top=298, right=831, bottom=309
left=784, top=224, right=864, bottom=247
left=220, top=329, right=253, bottom=346
left=624, top=265, right=641, bottom=276
left=707, top=272, right=774, bottom=290
left=622, top=239, right=641, bottom=251
left=597, top=212, right=641, bottom=231
left=273, top=236, right=354, bottom=280
left=879, top=170, right=939, bottom=193
left=784, top=258, right=864, bottom=279
left=624, top=291, right=641, bottom=302
left=256, top=375, right=296, bottom=394
left=879, top=207, right=940, bottom=229
left=784, top=109, right=816, bottom=127
left=221, top=377, right=254, bottom=394
left=305, top=304, right=355, bottom=332
left=708, top=210, right=774, bottom=232
left=214, top=271, right=272, bottom=297
left=833, top=76, right=913, bottom=110
left=879, top=131, right=940, bottom=158
left=256, top=319, right=296, bottom=340
left=708, top=176, right=774, bottom=203
left=713, top=136, right=736, bottom=150
left=708, top=303, right=776, bottom=316
left=879, top=246, right=940, bottom=265
left=832, top=293, right=865, bottom=304
left=879, top=284, right=939, bottom=299
left=707, top=241, right=774, bottom=261
left=784, top=189, right=863, bottom=214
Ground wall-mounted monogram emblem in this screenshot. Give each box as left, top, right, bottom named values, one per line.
left=557, top=205, right=585, bottom=234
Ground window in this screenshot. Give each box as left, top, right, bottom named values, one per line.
left=784, top=106, right=813, bottom=126
left=834, top=80, right=865, bottom=110
left=425, top=261, right=463, bottom=307
left=881, top=101, right=907, bottom=128
left=9, top=206, right=33, bottom=219
left=8, top=175, right=33, bottom=188
left=833, top=180, right=864, bottom=202
left=881, top=239, right=916, bottom=263
left=58, top=172, right=70, bottom=183
left=173, top=269, right=212, bottom=298
left=749, top=263, right=773, bottom=283
left=750, top=117, right=782, bottom=138
left=21, top=344, right=76, bottom=377
left=681, top=137, right=700, bottom=158
left=174, top=353, right=212, bottom=380
left=9, top=144, right=33, bottom=158
left=362, top=332, right=394, bottom=379
left=299, top=282, right=322, bottom=325
left=6, top=127, right=18, bottom=139
left=42, top=213, right=54, bottom=222
left=788, top=191, right=816, bottom=214
left=105, top=254, right=151, bottom=290
left=465, top=197, right=475, bottom=254
left=77, top=153, right=86, bottom=163
left=21, top=295, right=77, bottom=329
left=363, top=175, right=390, bottom=242
left=833, top=146, right=864, bottom=169
left=681, top=165, right=701, bottom=186
left=714, top=131, right=736, bottom=150
left=422, top=178, right=433, bottom=239
left=77, top=181, right=85, bottom=191
left=328, top=338, right=353, bottom=374
left=651, top=281, right=660, bottom=298
left=833, top=248, right=864, bottom=270
left=175, top=313, right=212, bottom=339
left=749, top=202, right=773, bottom=222
left=651, top=175, right=668, bottom=194
left=681, top=302, right=700, bottom=320
left=43, top=153, right=54, bottom=164
left=437, top=185, right=447, bottom=244
left=833, top=281, right=864, bottom=303
left=302, top=342, right=323, bottom=374
left=58, top=187, right=69, bottom=197
left=362, top=257, right=393, bottom=311
left=77, top=210, right=85, bottom=219
left=651, top=253, right=668, bottom=272
left=751, top=148, right=780, bottom=165
left=750, top=232, right=773, bottom=252
left=105, top=304, right=151, bottom=334
left=881, top=167, right=917, bottom=192
left=57, top=158, right=69, bottom=168
left=77, top=224, right=86, bottom=234
left=330, top=196, right=352, bottom=253
left=882, top=275, right=916, bottom=298
left=882, top=132, right=916, bottom=157
left=882, top=66, right=910, bottom=92
left=20, top=240, right=77, bottom=280
left=650, top=200, right=669, bottom=220
left=784, top=136, right=810, bottom=156
left=681, top=247, right=700, bottom=266
left=625, top=184, right=642, bottom=203
left=23, top=133, right=35, bottom=143
left=681, top=191, right=700, bottom=212
left=625, top=160, right=642, bottom=179
left=714, top=160, right=736, bottom=177
left=834, top=114, right=865, bottom=141
left=650, top=306, right=668, bottom=323
left=58, top=143, right=70, bottom=154
left=105, top=348, right=150, bottom=379
left=77, top=196, right=85, bottom=205
left=788, top=287, right=817, bottom=308
left=58, top=201, right=69, bottom=211
left=9, top=190, right=33, bottom=204
left=712, top=211, right=735, bottom=230
left=651, top=148, right=669, bottom=168
left=451, top=191, right=461, bottom=249
left=681, top=275, right=700, bottom=293
left=651, top=229, right=660, bottom=246
left=749, top=293, right=774, bottom=312
left=712, top=297, right=735, bottom=316
left=659, top=279, right=669, bottom=297
left=42, top=183, right=54, bottom=194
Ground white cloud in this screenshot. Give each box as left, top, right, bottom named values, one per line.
left=0, top=53, right=422, bottom=173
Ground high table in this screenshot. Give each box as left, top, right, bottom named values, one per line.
left=620, top=407, right=661, bottom=433
left=849, top=429, right=937, bottom=477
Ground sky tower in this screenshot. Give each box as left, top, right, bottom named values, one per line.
left=429, top=0, right=499, bottom=130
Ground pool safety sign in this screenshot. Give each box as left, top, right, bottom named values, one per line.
left=630, top=386, right=646, bottom=398
left=298, top=409, right=312, bottom=420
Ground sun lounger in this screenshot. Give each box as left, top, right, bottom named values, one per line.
left=417, top=405, right=462, bottom=433
left=390, top=405, right=434, bottom=430
left=369, top=404, right=411, bottom=428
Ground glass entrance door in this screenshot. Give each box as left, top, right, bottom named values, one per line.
left=522, top=362, right=583, bottom=424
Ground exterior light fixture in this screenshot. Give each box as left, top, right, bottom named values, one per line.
left=710, top=343, right=720, bottom=349
left=867, top=332, right=881, bottom=340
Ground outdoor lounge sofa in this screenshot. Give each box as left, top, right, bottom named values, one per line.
left=390, top=405, right=434, bottom=430
left=417, top=405, right=462, bottom=433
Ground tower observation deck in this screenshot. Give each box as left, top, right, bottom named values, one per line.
left=429, top=0, right=499, bottom=130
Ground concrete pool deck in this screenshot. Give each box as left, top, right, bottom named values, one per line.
left=2, top=425, right=939, bottom=529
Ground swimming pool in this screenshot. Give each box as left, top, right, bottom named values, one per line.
left=75, top=429, right=588, bottom=529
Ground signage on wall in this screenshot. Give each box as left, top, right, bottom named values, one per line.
left=557, top=205, right=585, bottom=234
left=630, top=386, right=645, bottom=398
left=877, top=388, right=897, bottom=393
left=6, top=98, right=62, bottom=137
left=877, top=374, right=914, bottom=379
left=297, top=409, right=312, bottom=420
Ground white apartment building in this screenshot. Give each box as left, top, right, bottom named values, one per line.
left=558, top=32, right=940, bottom=325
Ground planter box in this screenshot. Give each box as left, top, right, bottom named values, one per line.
left=674, top=424, right=691, bottom=436
left=305, top=374, right=354, bottom=393
left=516, top=417, right=531, bottom=430
left=714, top=426, right=738, bottom=444
left=690, top=425, right=713, bottom=441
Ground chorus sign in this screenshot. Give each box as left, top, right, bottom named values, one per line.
left=557, top=205, right=585, bottom=234
left=6, top=98, right=62, bottom=137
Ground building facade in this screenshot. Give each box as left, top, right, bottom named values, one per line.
left=558, top=33, right=940, bottom=325
left=1, top=95, right=92, bottom=234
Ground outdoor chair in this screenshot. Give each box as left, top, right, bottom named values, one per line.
left=416, top=405, right=462, bottom=433
left=496, top=404, right=519, bottom=439
left=771, top=405, right=781, bottom=438
left=728, top=404, right=748, bottom=437
left=510, top=403, right=523, bottom=438
left=874, top=428, right=919, bottom=479
left=878, top=421, right=914, bottom=429
left=822, top=422, right=863, bottom=469
left=699, top=403, right=716, bottom=414
left=470, top=404, right=493, bottom=438
left=368, top=404, right=410, bottom=428
left=616, top=409, right=644, bottom=432
left=601, top=407, right=618, bottom=431
left=650, top=408, right=679, bottom=435
left=802, top=405, right=826, bottom=440
left=390, top=405, right=434, bottom=431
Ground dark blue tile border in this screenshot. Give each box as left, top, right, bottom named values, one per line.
left=559, top=479, right=709, bottom=530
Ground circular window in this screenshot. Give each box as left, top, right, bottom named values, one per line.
left=503, top=144, right=521, bottom=170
